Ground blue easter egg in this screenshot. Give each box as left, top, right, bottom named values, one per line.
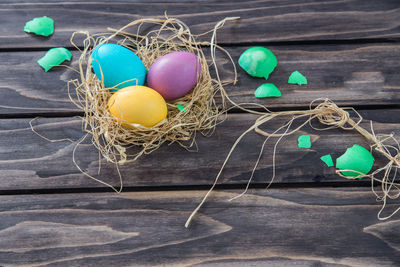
left=91, top=43, right=147, bottom=90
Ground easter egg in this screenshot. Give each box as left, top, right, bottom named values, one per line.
left=92, top=43, right=147, bottom=90
left=108, top=86, right=167, bottom=128
left=147, top=51, right=201, bottom=101
left=238, top=47, right=277, bottom=79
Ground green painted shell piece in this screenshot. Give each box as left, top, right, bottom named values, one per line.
left=24, top=16, right=54, bottom=37
left=288, top=70, right=307, bottom=85
left=176, top=104, right=187, bottom=112
left=37, top=47, right=72, bottom=72
left=238, top=47, right=277, bottom=79
left=336, top=144, right=374, bottom=178
left=320, top=154, right=334, bottom=167
left=298, top=135, right=311, bottom=149
left=254, top=83, right=281, bottom=98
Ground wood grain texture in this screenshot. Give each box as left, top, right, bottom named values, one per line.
left=0, top=1, right=398, bottom=265
left=2, top=43, right=400, bottom=115
left=0, top=188, right=399, bottom=266
left=0, top=109, right=398, bottom=191
left=0, top=0, right=400, bottom=49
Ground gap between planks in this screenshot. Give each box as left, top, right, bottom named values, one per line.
left=1, top=37, right=400, bottom=53
left=0, top=180, right=375, bottom=196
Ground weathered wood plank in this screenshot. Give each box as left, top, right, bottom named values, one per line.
left=0, top=109, right=398, bottom=191
left=0, top=0, right=399, bottom=49
left=224, top=44, right=400, bottom=108
left=0, top=188, right=399, bottom=266
left=1, top=43, right=400, bottom=115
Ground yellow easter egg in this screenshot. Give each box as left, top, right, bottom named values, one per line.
left=108, top=86, right=167, bottom=128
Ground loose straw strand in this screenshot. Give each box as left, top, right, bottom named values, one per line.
left=186, top=98, right=400, bottom=226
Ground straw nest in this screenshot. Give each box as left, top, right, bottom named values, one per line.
left=67, top=16, right=239, bottom=165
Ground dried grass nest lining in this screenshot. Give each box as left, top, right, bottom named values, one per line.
left=68, top=17, right=240, bottom=165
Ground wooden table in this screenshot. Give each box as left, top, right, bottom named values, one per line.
left=1, top=0, right=400, bottom=266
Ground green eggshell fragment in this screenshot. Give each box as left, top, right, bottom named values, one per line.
left=254, top=83, right=281, bottom=98
left=176, top=104, right=187, bottom=112
left=24, top=16, right=54, bottom=37
left=336, top=144, right=374, bottom=178
left=238, top=47, right=277, bottom=79
left=37, top=47, right=72, bottom=72
left=288, top=70, right=307, bottom=85
left=298, top=135, right=311, bottom=149
left=320, top=154, right=334, bottom=167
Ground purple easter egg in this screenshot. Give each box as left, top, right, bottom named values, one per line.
left=147, top=51, right=201, bottom=101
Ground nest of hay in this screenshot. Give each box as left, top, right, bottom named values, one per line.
left=68, top=16, right=238, bottom=165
